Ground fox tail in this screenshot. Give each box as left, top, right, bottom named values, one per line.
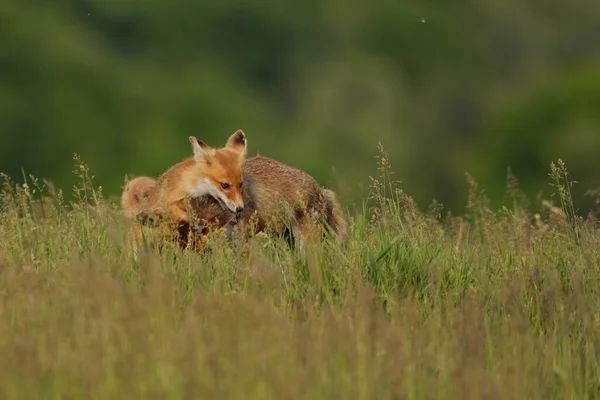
left=322, top=188, right=348, bottom=246
left=121, top=176, right=157, bottom=218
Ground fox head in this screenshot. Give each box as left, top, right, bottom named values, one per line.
left=187, top=129, right=247, bottom=214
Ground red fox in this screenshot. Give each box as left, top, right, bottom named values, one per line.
left=121, top=130, right=246, bottom=257
left=130, top=155, right=348, bottom=251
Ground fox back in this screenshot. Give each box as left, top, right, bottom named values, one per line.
left=234, top=156, right=348, bottom=245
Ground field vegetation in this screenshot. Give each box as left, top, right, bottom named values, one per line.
left=0, top=149, right=599, bottom=399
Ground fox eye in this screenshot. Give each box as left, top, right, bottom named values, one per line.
left=220, top=182, right=230, bottom=190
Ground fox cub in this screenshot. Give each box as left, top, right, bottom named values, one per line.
left=121, top=130, right=246, bottom=256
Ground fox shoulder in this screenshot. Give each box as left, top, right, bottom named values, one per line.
left=150, top=158, right=199, bottom=204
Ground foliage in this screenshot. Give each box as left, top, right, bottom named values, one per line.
left=1, top=0, right=600, bottom=214
left=0, top=153, right=599, bottom=398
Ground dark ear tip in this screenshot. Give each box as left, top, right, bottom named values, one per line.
left=188, top=136, right=198, bottom=145
left=190, top=136, right=211, bottom=150
left=234, top=129, right=246, bottom=145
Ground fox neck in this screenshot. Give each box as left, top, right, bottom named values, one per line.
left=187, top=178, right=237, bottom=213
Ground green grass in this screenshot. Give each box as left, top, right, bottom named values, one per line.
left=0, top=151, right=599, bottom=399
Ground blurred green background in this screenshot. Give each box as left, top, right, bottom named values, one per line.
left=1, top=0, right=599, bottom=215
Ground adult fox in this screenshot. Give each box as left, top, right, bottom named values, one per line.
left=231, top=155, right=347, bottom=248
left=122, top=132, right=347, bottom=256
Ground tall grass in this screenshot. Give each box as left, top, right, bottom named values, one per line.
left=0, top=151, right=599, bottom=399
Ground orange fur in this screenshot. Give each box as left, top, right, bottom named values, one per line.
left=122, top=140, right=348, bottom=257
left=164, top=155, right=349, bottom=247
left=121, top=130, right=246, bottom=259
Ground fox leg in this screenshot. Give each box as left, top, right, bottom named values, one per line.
left=126, top=204, right=187, bottom=259
left=167, top=203, right=190, bottom=224
left=295, top=216, right=324, bottom=252
left=145, top=203, right=192, bottom=229
left=125, top=222, right=144, bottom=262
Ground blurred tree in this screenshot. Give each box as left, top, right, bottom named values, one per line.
left=1, top=0, right=599, bottom=216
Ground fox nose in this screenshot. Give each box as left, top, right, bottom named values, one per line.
left=235, top=206, right=244, bottom=214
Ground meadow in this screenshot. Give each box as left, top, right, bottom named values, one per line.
left=0, top=149, right=599, bottom=399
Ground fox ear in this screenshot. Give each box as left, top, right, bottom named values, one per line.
left=226, top=129, right=247, bottom=156
left=189, top=136, right=212, bottom=162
